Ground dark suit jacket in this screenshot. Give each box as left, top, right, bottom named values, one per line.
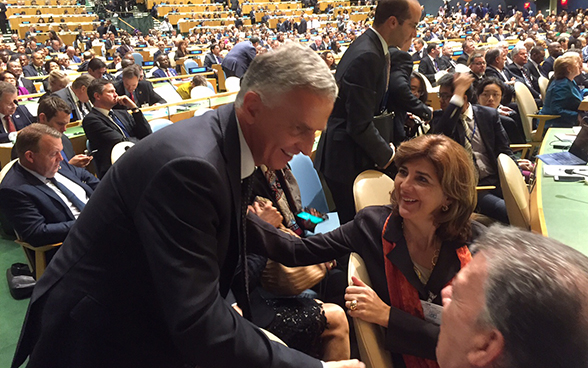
left=82, top=107, right=152, bottom=178
left=53, top=87, right=92, bottom=122
left=437, top=55, right=455, bottom=70
left=411, top=49, right=424, bottom=62
left=314, top=28, right=393, bottom=185
left=417, top=55, right=437, bottom=85
left=541, top=56, right=555, bottom=76
left=0, top=161, right=99, bottom=247
left=151, top=67, right=178, bottom=79
left=22, top=64, right=46, bottom=77
left=18, top=76, right=36, bottom=94
left=0, top=105, right=35, bottom=143
left=506, top=63, right=540, bottom=99
left=12, top=104, right=322, bottom=368
left=297, top=18, right=307, bottom=33
left=203, top=52, right=223, bottom=69
left=525, top=60, right=544, bottom=80
left=386, top=47, right=432, bottom=146
left=113, top=80, right=166, bottom=109
left=456, top=52, right=469, bottom=65
left=430, top=103, right=516, bottom=186
left=484, top=65, right=516, bottom=104
left=247, top=205, right=484, bottom=364
left=221, top=41, right=257, bottom=78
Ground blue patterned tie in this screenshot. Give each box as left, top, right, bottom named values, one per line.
left=108, top=111, right=130, bottom=138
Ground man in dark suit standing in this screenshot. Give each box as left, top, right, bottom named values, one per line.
left=221, top=36, right=259, bottom=78
left=11, top=43, right=363, bottom=368
left=314, top=0, right=422, bottom=224
left=113, top=64, right=165, bottom=109
left=82, top=78, right=152, bottom=178
left=0, top=124, right=99, bottom=253
left=418, top=42, right=440, bottom=86
left=298, top=14, right=308, bottom=34
left=22, top=52, right=47, bottom=77
left=431, top=72, right=532, bottom=224
left=0, top=82, right=35, bottom=144
left=6, top=60, right=36, bottom=94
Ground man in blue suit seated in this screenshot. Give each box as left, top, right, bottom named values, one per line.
left=0, top=81, right=35, bottom=144
left=151, top=54, right=178, bottom=79
left=0, top=124, right=99, bottom=264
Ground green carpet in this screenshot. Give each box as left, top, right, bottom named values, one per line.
left=0, top=237, right=30, bottom=368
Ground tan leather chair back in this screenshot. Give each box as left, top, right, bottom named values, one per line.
left=497, top=153, right=530, bottom=229
left=514, top=81, right=537, bottom=142
left=538, top=76, right=549, bottom=103
left=348, top=253, right=394, bottom=368
left=353, top=170, right=394, bottom=212
left=0, top=159, right=17, bottom=182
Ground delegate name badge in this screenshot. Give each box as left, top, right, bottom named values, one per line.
left=421, top=300, right=443, bottom=325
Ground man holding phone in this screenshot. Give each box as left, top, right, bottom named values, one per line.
left=82, top=78, right=152, bottom=178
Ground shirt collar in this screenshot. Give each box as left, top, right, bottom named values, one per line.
left=236, top=114, right=255, bottom=180
left=370, top=26, right=389, bottom=56
left=461, top=103, right=474, bottom=121
left=69, top=86, right=80, bottom=104
left=94, top=107, right=110, bottom=117
left=18, top=160, right=48, bottom=182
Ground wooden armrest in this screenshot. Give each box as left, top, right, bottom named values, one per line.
left=476, top=186, right=496, bottom=191
left=16, top=240, right=62, bottom=252
left=510, top=144, right=533, bottom=149
left=528, top=114, right=560, bottom=120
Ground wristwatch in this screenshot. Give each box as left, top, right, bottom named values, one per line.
left=131, top=108, right=140, bottom=114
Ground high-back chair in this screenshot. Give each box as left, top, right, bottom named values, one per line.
left=497, top=153, right=531, bottom=229
left=288, top=154, right=340, bottom=234
left=348, top=252, right=394, bottom=368
left=183, top=58, right=199, bottom=74
left=111, top=141, right=135, bottom=164
left=132, top=52, right=144, bottom=66
left=353, top=170, right=394, bottom=212
left=190, top=85, right=215, bottom=99
left=538, top=76, right=549, bottom=103
left=514, top=81, right=559, bottom=152
left=225, top=76, right=241, bottom=92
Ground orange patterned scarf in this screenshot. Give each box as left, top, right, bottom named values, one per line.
left=381, top=214, right=471, bottom=368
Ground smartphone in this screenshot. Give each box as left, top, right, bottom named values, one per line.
left=85, top=149, right=98, bottom=156
left=296, top=211, right=325, bottom=224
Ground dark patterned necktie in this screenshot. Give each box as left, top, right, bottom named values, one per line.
left=239, top=175, right=253, bottom=320
left=49, top=177, right=86, bottom=212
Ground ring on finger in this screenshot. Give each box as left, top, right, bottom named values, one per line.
left=349, top=299, right=358, bottom=311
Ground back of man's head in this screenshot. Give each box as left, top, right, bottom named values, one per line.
left=373, top=0, right=413, bottom=27
left=485, top=47, right=501, bottom=67
left=88, top=57, right=106, bottom=71
left=38, top=96, right=71, bottom=127
left=83, top=51, right=93, bottom=61
left=471, top=225, right=588, bottom=368
left=72, top=74, right=95, bottom=90
left=235, top=42, right=336, bottom=108
left=426, top=43, right=437, bottom=55
left=438, top=72, right=473, bottom=103
left=250, top=36, right=260, bottom=45
left=122, top=64, right=142, bottom=80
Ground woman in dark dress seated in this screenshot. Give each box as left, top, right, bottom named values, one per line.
left=250, top=134, right=484, bottom=368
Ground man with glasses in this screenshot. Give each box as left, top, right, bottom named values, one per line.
left=467, top=52, right=486, bottom=103
left=431, top=72, right=523, bottom=224
left=0, top=81, right=35, bottom=143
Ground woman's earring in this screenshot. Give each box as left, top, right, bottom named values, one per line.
left=441, top=205, right=449, bottom=212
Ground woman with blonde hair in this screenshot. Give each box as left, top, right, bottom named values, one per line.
left=540, top=51, right=585, bottom=129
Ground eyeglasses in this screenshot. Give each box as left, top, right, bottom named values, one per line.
left=472, top=61, right=486, bottom=66
left=438, top=93, right=452, bottom=101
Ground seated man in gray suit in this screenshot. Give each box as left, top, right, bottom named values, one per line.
left=53, top=74, right=95, bottom=122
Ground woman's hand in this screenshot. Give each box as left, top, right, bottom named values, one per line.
left=344, top=276, right=390, bottom=327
